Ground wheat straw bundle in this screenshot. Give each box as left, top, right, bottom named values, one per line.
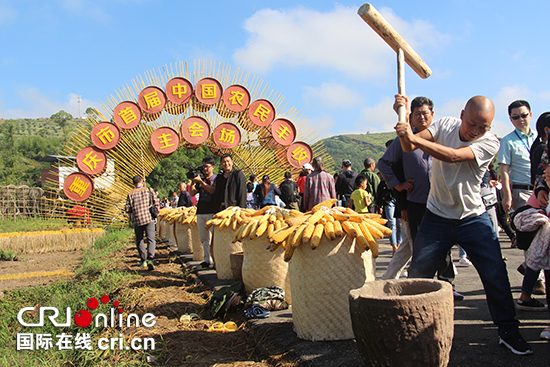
left=289, top=235, right=375, bottom=341
left=241, top=235, right=291, bottom=304
left=0, top=229, right=105, bottom=254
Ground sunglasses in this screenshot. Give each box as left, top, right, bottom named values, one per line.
left=511, top=113, right=529, bottom=120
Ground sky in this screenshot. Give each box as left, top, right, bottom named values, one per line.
left=1, top=0, right=550, bottom=140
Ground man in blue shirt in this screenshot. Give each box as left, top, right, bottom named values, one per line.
left=498, top=100, right=535, bottom=212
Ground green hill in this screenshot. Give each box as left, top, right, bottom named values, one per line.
left=319, top=132, right=397, bottom=173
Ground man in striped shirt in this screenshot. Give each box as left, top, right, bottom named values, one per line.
left=125, top=175, right=160, bottom=270
left=303, top=156, right=336, bottom=212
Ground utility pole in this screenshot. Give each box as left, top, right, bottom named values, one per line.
left=77, top=95, right=81, bottom=118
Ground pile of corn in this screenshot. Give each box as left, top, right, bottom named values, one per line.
left=265, top=199, right=391, bottom=261
left=158, top=206, right=197, bottom=225
left=205, top=200, right=392, bottom=262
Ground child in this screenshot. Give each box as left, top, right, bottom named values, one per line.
left=246, top=182, right=258, bottom=209
left=349, top=175, right=371, bottom=213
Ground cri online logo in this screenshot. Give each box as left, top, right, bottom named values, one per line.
left=17, top=295, right=156, bottom=328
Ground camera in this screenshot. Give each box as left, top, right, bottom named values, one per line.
left=184, top=165, right=206, bottom=181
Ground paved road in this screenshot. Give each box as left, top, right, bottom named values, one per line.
left=187, top=231, right=550, bottom=366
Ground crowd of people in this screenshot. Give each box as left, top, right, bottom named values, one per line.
left=124, top=96, right=550, bottom=355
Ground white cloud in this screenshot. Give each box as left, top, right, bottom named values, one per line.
left=0, top=2, right=17, bottom=24
left=233, top=5, right=449, bottom=79
left=60, top=0, right=109, bottom=23
left=303, top=82, right=363, bottom=109
left=355, top=96, right=396, bottom=133
left=303, top=115, right=338, bottom=140
left=0, top=88, right=101, bottom=119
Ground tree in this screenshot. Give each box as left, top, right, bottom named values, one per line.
left=50, top=110, right=73, bottom=136
left=85, top=107, right=100, bottom=119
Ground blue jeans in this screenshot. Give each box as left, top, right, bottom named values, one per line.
left=384, top=199, right=402, bottom=246
left=408, top=210, right=519, bottom=337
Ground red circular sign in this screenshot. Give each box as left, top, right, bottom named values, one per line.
left=113, top=101, right=142, bottom=130
left=165, top=77, right=193, bottom=105
left=271, top=119, right=296, bottom=146
left=150, top=127, right=180, bottom=154
left=222, top=85, right=250, bottom=113
left=63, top=173, right=94, bottom=202
left=77, top=146, right=107, bottom=176
left=194, top=77, right=223, bottom=105
left=286, top=142, right=313, bottom=168
left=212, top=123, right=241, bottom=149
left=181, top=116, right=210, bottom=145
left=90, top=122, right=120, bottom=150
left=248, top=99, right=275, bottom=127
left=138, top=86, right=166, bottom=114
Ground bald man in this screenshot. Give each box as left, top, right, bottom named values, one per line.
left=394, top=94, right=532, bottom=355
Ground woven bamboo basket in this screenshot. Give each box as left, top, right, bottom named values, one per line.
left=212, top=226, right=242, bottom=280
left=159, top=220, right=169, bottom=238
left=190, top=223, right=203, bottom=261
left=174, top=222, right=193, bottom=253
left=241, top=235, right=292, bottom=304
left=289, top=235, right=375, bottom=341
left=168, top=223, right=177, bottom=249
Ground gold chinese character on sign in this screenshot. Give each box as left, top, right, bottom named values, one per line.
left=188, top=122, right=205, bottom=137
left=219, top=128, right=236, bottom=145
left=229, top=91, right=245, bottom=106
left=253, top=104, right=271, bottom=122
left=68, top=177, right=90, bottom=198
left=95, top=126, right=115, bottom=145
left=118, top=106, right=137, bottom=125
left=157, top=133, right=176, bottom=150
left=275, top=125, right=291, bottom=141
left=144, top=91, right=161, bottom=109
left=172, top=83, right=187, bottom=98
left=292, top=147, right=308, bottom=165
left=82, top=151, right=103, bottom=171
left=201, top=84, right=217, bottom=99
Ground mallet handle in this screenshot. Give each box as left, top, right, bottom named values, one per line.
left=397, top=48, right=406, bottom=121
left=358, top=3, right=432, bottom=79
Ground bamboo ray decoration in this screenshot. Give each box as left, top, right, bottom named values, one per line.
left=44, top=60, right=335, bottom=227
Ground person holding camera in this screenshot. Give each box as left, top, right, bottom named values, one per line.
left=189, top=157, right=217, bottom=268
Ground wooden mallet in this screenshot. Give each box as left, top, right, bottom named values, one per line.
left=358, top=3, right=432, bottom=121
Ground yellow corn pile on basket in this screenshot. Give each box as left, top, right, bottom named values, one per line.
left=206, top=206, right=254, bottom=279
left=238, top=206, right=293, bottom=304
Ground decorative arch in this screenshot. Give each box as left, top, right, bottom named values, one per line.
left=45, top=60, right=335, bottom=226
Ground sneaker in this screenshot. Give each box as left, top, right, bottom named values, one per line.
left=453, top=291, right=464, bottom=301
left=517, top=298, right=548, bottom=311
left=138, top=260, right=148, bottom=269
left=499, top=332, right=533, bottom=355
left=540, top=327, right=550, bottom=340
left=147, top=259, right=155, bottom=271
left=199, top=261, right=211, bottom=268
left=458, top=257, right=472, bottom=267
left=533, top=280, right=546, bottom=295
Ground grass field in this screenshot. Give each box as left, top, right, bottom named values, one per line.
left=0, top=228, right=152, bottom=367
left=0, top=218, right=69, bottom=234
